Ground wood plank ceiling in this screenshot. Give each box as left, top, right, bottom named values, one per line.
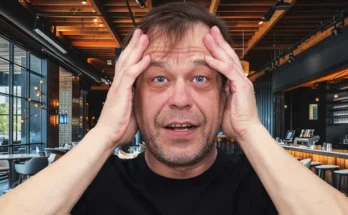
left=20, top=0, right=348, bottom=87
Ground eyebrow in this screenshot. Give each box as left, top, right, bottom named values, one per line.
left=148, top=59, right=210, bottom=68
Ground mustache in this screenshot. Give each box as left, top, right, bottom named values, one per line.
left=156, top=110, right=205, bottom=126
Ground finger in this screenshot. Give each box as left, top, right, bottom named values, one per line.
left=205, top=55, right=249, bottom=92
left=203, top=33, right=231, bottom=63
left=210, top=26, right=242, bottom=67
left=119, top=55, right=151, bottom=90
left=117, top=29, right=143, bottom=66
left=210, top=26, right=244, bottom=75
left=123, top=34, right=150, bottom=66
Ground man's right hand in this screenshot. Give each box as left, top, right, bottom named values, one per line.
left=95, top=29, right=151, bottom=149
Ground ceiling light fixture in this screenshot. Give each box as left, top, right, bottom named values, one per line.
left=34, top=29, right=67, bottom=54
left=136, top=0, right=146, bottom=8
left=82, top=0, right=87, bottom=4
left=331, top=24, right=341, bottom=36
left=275, top=0, right=291, bottom=9
left=288, top=52, right=295, bottom=63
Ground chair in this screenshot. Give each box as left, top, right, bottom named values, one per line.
left=47, top=153, right=57, bottom=164
left=14, top=157, right=48, bottom=185
left=333, top=169, right=348, bottom=192
left=315, top=165, right=340, bottom=186
left=45, top=149, right=66, bottom=163
left=299, top=158, right=311, bottom=169
left=0, top=160, right=9, bottom=182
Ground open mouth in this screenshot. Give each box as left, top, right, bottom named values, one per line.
left=164, top=124, right=197, bottom=131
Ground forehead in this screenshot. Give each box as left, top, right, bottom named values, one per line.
left=143, top=23, right=212, bottom=63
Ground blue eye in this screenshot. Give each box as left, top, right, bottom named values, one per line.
left=193, top=76, right=207, bottom=84
left=153, top=76, right=167, bottom=83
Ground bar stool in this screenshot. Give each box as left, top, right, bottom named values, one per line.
left=333, top=169, right=348, bottom=191
left=310, top=161, right=321, bottom=172
left=315, top=165, right=340, bottom=185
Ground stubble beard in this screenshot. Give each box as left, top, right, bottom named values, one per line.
left=139, top=112, right=222, bottom=168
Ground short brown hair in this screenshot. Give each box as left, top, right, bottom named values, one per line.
left=122, top=2, right=231, bottom=50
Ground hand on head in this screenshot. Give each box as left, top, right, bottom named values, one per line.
left=203, top=26, right=261, bottom=141
left=95, top=29, right=151, bottom=148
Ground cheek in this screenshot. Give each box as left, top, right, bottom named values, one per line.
left=135, top=89, right=167, bottom=127
left=193, top=90, right=222, bottom=124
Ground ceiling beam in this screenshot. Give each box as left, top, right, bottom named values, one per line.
left=146, top=0, right=153, bottom=10
left=242, top=0, right=297, bottom=58
left=209, top=0, right=220, bottom=15
left=89, top=0, right=121, bottom=47
left=71, top=41, right=118, bottom=47
left=219, top=1, right=275, bottom=7
left=106, top=7, right=149, bottom=13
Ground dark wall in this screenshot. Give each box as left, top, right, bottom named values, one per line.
left=284, top=83, right=326, bottom=143
left=87, top=90, right=107, bottom=128
left=254, top=72, right=273, bottom=136
left=272, top=27, right=348, bottom=92
left=45, top=59, right=59, bottom=148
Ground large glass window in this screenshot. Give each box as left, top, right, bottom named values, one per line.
left=0, top=37, right=9, bottom=60
left=30, top=54, right=41, bottom=74
left=13, top=65, right=26, bottom=97
left=0, top=59, right=9, bottom=94
left=13, top=98, right=27, bottom=144
left=0, top=95, right=9, bottom=154
left=0, top=36, right=45, bottom=154
left=14, top=45, right=27, bottom=68
left=30, top=102, right=41, bottom=143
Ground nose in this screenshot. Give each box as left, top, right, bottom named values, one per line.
left=168, top=79, right=193, bottom=110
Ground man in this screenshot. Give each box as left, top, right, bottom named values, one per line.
left=0, top=2, right=347, bottom=215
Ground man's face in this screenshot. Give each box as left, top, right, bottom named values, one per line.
left=134, top=23, right=227, bottom=167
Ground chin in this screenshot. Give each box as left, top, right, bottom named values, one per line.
left=147, top=138, right=215, bottom=168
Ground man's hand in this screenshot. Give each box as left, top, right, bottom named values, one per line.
left=203, top=26, right=261, bottom=141
left=96, top=29, right=151, bottom=148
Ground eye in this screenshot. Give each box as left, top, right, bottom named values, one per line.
left=193, top=76, right=207, bottom=84
left=153, top=76, right=167, bottom=83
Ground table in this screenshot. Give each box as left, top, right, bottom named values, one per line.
left=0, top=154, right=40, bottom=188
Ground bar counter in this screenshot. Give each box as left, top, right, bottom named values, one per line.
left=282, top=144, right=348, bottom=192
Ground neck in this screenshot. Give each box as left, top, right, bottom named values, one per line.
left=144, top=147, right=218, bottom=179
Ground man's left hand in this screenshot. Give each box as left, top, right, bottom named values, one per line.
left=203, top=26, right=262, bottom=141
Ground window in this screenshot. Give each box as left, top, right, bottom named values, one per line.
left=0, top=35, right=45, bottom=154
left=30, top=54, right=41, bottom=74
left=0, top=95, right=9, bottom=154
left=0, top=37, right=9, bottom=60
left=309, top=104, right=318, bottom=120
left=13, top=98, right=27, bottom=144
left=14, top=45, right=27, bottom=68
left=0, top=59, right=9, bottom=94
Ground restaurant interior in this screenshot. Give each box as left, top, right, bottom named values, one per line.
left=0, top=0, right=348, bottom=195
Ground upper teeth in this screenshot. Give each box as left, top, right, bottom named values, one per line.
left=170, top=124, right=190, bottom=128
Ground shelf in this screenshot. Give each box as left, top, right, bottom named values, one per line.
left=327, top=88, right=348, bottom=93
left=327, top=100, right=348, bottom=104
left=327, top=115, right=348, bottom=118
left=329, top=108, right=348, bottom=111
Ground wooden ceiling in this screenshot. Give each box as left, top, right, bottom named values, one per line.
left=19, top=0, right=348, bottom=86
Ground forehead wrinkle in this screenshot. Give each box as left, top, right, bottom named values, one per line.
left=149, top=58, right=210, bottom=68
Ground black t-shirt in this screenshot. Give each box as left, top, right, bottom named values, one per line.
left=71, top=150, right=277, bottom=214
